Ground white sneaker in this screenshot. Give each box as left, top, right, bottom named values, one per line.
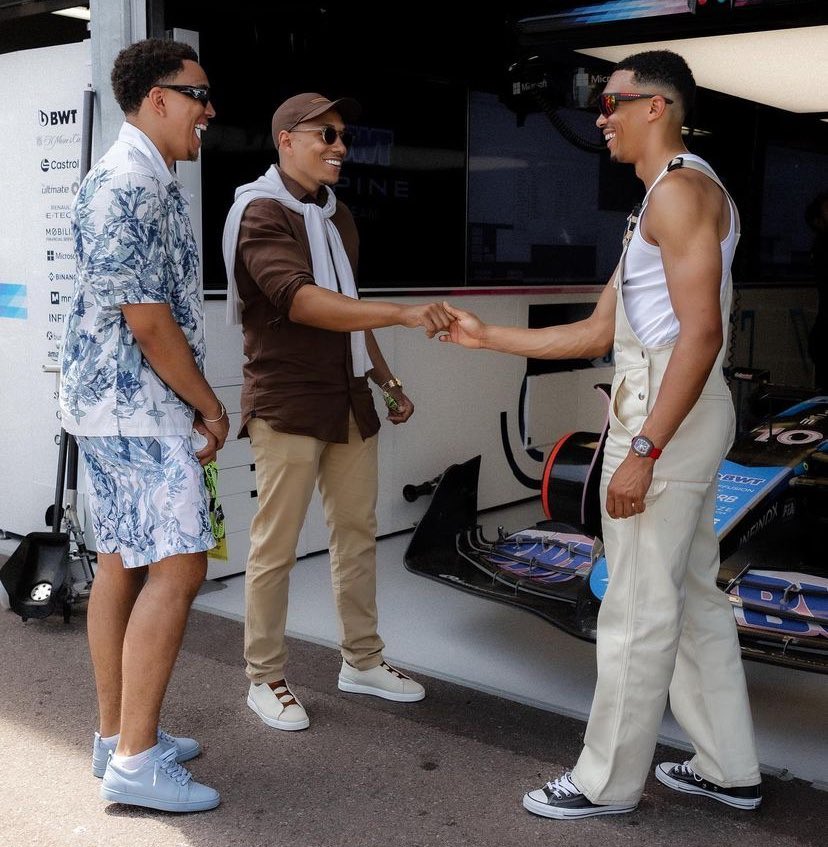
left=337, top=659, right=425, bottom=702
left=247, top=680, right=310, bottom=730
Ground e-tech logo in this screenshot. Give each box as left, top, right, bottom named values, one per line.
left=38, top=109, right=78, bottom=127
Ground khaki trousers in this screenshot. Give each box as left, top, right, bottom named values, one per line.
left=244, top=414, right=384, bottom=684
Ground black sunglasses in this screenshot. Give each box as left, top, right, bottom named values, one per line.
left=290, top=125, right=354, bottom=148
left=156, top=84, right=212, bottom=106
left=599, top=92, right=673, bottom=118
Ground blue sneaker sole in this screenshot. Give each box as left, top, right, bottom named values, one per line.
left=100, top=785, right=219, bottom=812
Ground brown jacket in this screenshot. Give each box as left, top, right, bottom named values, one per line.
left=234, top=169, right=380, bottom=443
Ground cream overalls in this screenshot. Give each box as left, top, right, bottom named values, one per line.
left=571, top=157, right=761, bottom=805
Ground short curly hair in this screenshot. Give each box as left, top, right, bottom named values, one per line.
left=614, top=50, right=696, bottom=122
left=111, top=38, right=199, bottom=115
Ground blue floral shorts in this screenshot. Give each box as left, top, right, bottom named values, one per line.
left=75, top=435, right=214, bottom=568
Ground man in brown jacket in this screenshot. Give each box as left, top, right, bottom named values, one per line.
left=223, top=93, right=451, bottom=730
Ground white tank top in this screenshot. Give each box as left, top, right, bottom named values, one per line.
left=623, top=154, right=738, bottom=347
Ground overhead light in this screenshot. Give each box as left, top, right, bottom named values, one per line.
left=577, top=25, right=828, bottom=114
left=519, top=1, right=690, bottom=32
left=52, top=7, right=90, bottom=21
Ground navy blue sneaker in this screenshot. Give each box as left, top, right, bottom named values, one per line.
left=655, top=761, right=761, bottom=810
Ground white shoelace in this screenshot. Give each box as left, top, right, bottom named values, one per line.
left=544, top=772, right=581, bottom=799
left=675, top=761, right=702, bottom=781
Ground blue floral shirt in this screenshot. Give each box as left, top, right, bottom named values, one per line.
left=59, top=123, right=204, bottom=436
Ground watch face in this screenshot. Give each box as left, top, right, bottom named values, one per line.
left=632, top=435, right=651, bottom=456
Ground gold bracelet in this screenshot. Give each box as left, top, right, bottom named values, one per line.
left=202, top=401, right=226, bottom=422
left=380, top=377, right=402, bottom=391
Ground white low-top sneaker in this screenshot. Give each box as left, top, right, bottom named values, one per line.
left=247, top=679, right=310, bottom=730
left=100, top=746, right=219, bottom=813
left=337, top=659, right=425, bottom=702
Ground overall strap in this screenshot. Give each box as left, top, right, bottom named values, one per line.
left=613, top=155, right=739, bottom=292
left=612, top=157, right=680, bottom=291
left=643, top=156, right=741, bottom=236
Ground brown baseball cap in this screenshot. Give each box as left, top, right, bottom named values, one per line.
left=271, top=92, right=361, bottom=144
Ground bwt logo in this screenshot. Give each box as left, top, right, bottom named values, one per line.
left=39, top=109, right=78, bottom=127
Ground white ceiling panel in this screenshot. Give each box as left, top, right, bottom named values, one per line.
left=578, top=26, right=828, bottom=113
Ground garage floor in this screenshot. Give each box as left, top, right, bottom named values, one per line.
left=193, top=500, right=828, bottom=788
left=0, top=500, right=825, bottom=847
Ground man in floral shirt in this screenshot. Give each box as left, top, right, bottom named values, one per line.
left=59, top=38, right=228, bottom=813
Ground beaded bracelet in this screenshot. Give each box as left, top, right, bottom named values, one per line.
left=202, top=401, right=226, bottom=422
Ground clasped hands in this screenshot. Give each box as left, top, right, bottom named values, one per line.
left=403, top=300, right=486, bottom=345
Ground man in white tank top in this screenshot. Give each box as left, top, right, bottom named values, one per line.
left=441, top=50, right=761, bottom=819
